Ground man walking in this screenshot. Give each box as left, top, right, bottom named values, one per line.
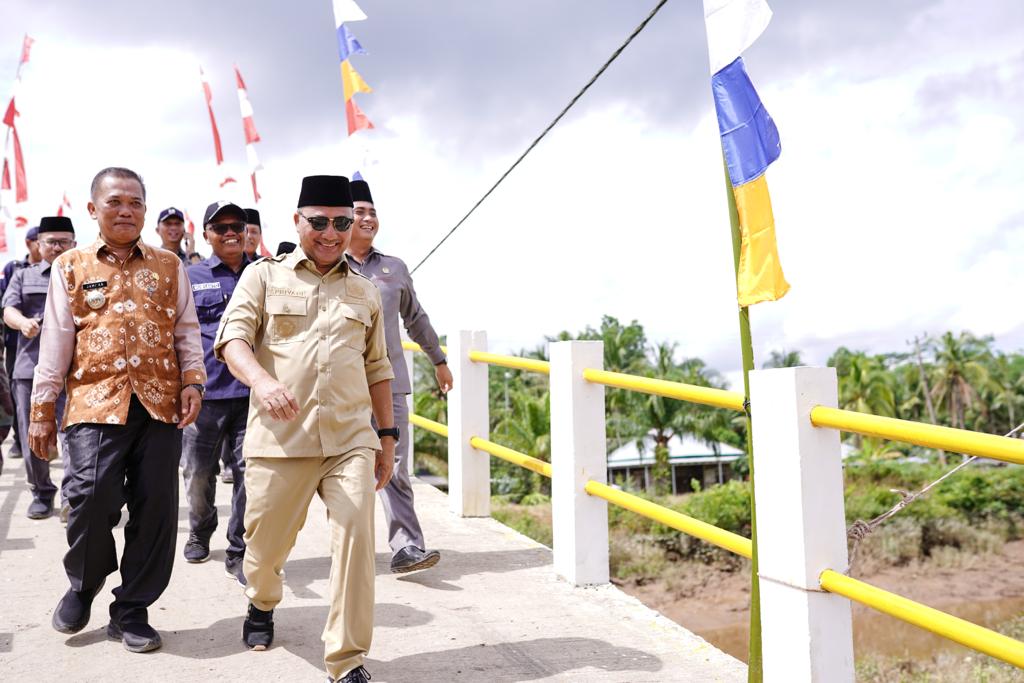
left=30, top=167, right=205, bottom=653
left=3, top=216, right=76, bottom=520
left=346, top=179, right=450, bottom=573
left=1, top=225, right=42, bottom=461
left=155, top=206, right=200, bottom=264
left=181, top=200, right=251, bottom=585
left=216, top=175, right=396, bottom=683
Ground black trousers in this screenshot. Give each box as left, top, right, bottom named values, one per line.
left=63, top=396, right=181, bottom=625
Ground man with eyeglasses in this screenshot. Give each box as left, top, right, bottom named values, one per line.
left=0, top=225, right=42, bottom=463
left=180, top=201, right=252, bottom=583
left=3, top=217, right=76, bottom=520
left=215, top=175, right=395, bottom=683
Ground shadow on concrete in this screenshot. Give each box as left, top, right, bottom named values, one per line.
left=366, top=637, right=663, bottom=682
left=104, top=603, right=434, bottom=663
left=0, top=472, right=36, bottom=557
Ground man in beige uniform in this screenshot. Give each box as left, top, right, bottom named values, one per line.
left=215, top=175, right=396, bottom=683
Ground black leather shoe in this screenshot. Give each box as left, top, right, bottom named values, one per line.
left=52, top=583, right=104, bottom=634
left=27, top=497, right=54, bottom=520
left=337, top=666, right=372, bottom=682
left=107, top=621, right=162, bottom=653
left=242, top=604, right=274, bottom=650
left=390, top=546, right=441, bottom=574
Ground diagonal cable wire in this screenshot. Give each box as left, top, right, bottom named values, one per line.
left=410, top=0, right=670, bottom=274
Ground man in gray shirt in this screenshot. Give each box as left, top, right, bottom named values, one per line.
left=2, top=216, right=75, bottom=520
left=345, top=179, right=452, bottom=573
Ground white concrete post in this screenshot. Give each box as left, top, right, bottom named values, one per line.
left=403, top=342, right=415, bottom=476
left=749, top=367, right=855, bottom=683
left=447, top=330, right=490, bottom=517
left=550, top=341, right=609, bottom=586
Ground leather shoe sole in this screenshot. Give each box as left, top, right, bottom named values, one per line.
left=391, top=549, right=441, bottom=574
left=107, top=622, right=162, bottom=653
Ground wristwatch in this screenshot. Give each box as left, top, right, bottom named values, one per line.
left=377, top=426, right=400, bottom=441
left=185, top=383, right=206, bottom=398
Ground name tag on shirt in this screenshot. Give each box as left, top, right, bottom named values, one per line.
left=82, top=280, right=108, bottom=291
left=192, top=282, right=222, bottom=292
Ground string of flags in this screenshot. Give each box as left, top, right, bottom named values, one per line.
left=1, top=34, right=34, bottom=252
left=703, top=0, right=789, bottom=306
left=333, top=0, right=374, bottom=136
left=233, top=65, right=263, bottom=204
left=199, top=66, right=236, bottom=189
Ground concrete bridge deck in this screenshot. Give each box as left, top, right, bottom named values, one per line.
left=0, top=455, right=745, bottom=682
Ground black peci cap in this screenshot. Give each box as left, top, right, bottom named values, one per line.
left=350, top=179, right=373, bottom=204
left=38, top=216, right=75, bottom=234
left=244, top=208, right=261, bottom=227
left=297, top=175, right=352, bottom=208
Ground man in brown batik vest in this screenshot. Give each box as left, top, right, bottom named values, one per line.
left=30, top=167, right=206, bottom=653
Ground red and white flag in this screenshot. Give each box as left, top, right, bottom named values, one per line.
left=200, top=66, right=225, bottom=166
left=57, top=191, right=71, bottom=216
left=19, top=35, right=34, bottom=67
left=234, top=65, right=264, bottom=204
left=184, top=210, right=196, bottom=236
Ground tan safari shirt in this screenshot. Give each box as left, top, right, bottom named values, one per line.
left=214, top=249, right=394, bottom=458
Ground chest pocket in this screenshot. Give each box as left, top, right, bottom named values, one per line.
left=266, top=295, right=309, bottom=344
left=22, top=282, right=49, bottom=316
left=193, top=288, right=227, bottom=324
left=338, top=301, right=371, bottom=352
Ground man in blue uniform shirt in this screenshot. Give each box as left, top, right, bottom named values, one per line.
left=2, top=218, right=74, bottom=518
left=0, top=225, right=41, bottom=461
left=181, top=200, right=251, bottom=584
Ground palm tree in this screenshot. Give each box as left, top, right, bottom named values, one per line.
left=494, top=391, right=551, bottom=500
left=833, top=350, right=896, bottom=453
left=930, top=332, right=992, bottom=434
left=763, top=349, right=804, bottom=368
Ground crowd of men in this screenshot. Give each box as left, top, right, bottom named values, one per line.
left=0, top=167, right=451, bottom=683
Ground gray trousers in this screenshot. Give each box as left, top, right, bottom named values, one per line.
left=375, top=394, right=424, bottom=553
left=13, top=379, right=67, bottom=502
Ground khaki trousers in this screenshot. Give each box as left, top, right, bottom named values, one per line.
left=243, top=449, right=375, bottom=679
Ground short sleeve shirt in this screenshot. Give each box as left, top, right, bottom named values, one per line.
left=214, top=250, right=394, bottom=458
left=187, top=254, right=251, bottom=400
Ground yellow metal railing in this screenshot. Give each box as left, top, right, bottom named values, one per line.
left=819, top=570, right=1024, bottom=668
left=582, top=368, right=746, bottom=412
left=584, top=480, right=752, bottom=558
left=401, top=341, right=448, bottom=354
left=469, top=351, right=551, bottom=375
left=469, top=436, right=552, bottom=477
left=409, top=413, right=449, bottom=438
left=811, top=406, right=1024, bottom=466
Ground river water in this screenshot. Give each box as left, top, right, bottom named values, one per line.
left=696, top=596, right=1024, bottom=663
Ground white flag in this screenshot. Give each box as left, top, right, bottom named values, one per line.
left=333, top=0, right=367, bottom=26
left=703, top=0, right=772, bottom=75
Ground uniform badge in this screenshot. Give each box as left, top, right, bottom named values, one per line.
left=82, top=279, right=108, bottom=309
left=85, top=290, right=106, bottom=309
left=382, top=267, right=390, bottom=274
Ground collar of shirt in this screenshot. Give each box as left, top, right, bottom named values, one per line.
left=205, top=253, right=250, bottom=273
left=37, top=259, right=53, bottom=276
left=283, top=248, right=350, bottom=277
left=93, top=236, right=148, bottom=262
left=345, top=246, right=381, bottom=267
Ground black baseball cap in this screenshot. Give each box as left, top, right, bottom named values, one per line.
left=203, top=200, right=247, bottom=225
left=158, top=207, right=185, bottom=223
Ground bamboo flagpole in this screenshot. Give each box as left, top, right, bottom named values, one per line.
left=701, top=2, right=789, bottom=679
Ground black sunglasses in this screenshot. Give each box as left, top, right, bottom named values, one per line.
left=206, top=221, right=246, bottom=235
left=298, top=212, right=353, bottom=232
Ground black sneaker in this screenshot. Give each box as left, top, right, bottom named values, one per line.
left=183, top=535, right=210, bottom=563
left=51, top=582, right=104, bottom=634
left=337, top=666, right=372, bottom=682
left=390, top=546, right=441, bottom=574
left=27, top=497, right=54, bottom=520
left=107, top=620, right=162, bottom=653
left=242, top=604, right=274, bottom=651
left=225, top=559, right=247, bottom=587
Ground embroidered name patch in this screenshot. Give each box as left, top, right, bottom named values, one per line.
left=267, top=287, right=305, bottom=297
left=82, top=280, right=108, bottom=291
left=192, top=282, right=222, bottom=291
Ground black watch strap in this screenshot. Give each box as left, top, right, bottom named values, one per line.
left=377, top=426, right=400, bottom=441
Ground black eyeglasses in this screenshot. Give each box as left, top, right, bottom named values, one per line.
left=298, top=212, right=353, bottom=232
left=40, top=238, right=76, bottom=248
left=206, top=221, right=246, bottom=235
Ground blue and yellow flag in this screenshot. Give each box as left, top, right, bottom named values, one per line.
left=704, top=0, right=788, bottom=306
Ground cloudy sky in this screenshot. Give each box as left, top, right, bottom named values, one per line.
left=2, top=0, right=1023, bottom=385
